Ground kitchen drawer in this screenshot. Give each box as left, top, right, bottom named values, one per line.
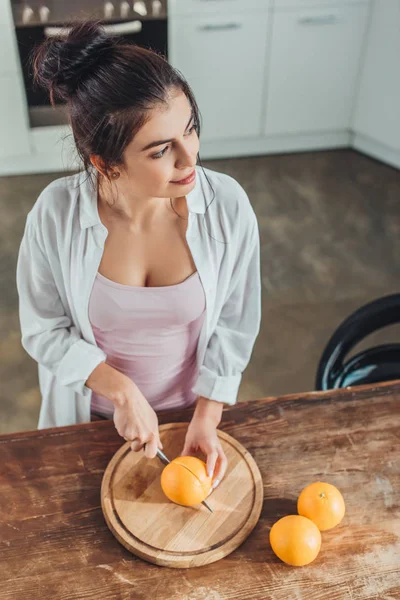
left=0, top=74, right=30, bottom=159
left=170, top=12, right=269, bottom=80
left=274, top=0, right=369, bottom=8
left=168, top=0, right=270, bottom=17
left=264, top=3, right=370, bottom=135
left=186, top=74, right=264, bottom=140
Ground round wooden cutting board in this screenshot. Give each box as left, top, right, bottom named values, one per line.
left=101, top=423, right=264, bottom=568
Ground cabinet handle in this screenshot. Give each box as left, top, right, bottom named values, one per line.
left=298, top=15, right=340, bottom=26
left=198, top=23, right=242, bottom=31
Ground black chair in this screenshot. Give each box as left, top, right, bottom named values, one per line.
left=315, top=294, right=400, bottom=391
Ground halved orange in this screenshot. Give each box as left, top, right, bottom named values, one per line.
left=161, top=456, right=212, bottom=507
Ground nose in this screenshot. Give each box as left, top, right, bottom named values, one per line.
left=176, top=144, right=197, bottom=170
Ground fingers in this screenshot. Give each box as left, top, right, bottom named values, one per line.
left=130, top=439, right=143, bottom=452
left=143, top=434, right=158, bottom=459
left=114, top=396, right=161, bottom=456
left=130, top=437, right=162, bottom=455
left=211, top=447, right=228, bottom=489
left=206, top=449, right=219, bottom=479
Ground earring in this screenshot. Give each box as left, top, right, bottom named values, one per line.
left=111, top=172, right=120, bottom=179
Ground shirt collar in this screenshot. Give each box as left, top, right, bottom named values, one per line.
left=79, top=166, right=206, bottom=230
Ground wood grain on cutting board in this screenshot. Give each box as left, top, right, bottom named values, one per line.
left=101, top=423, right=264, bottom=567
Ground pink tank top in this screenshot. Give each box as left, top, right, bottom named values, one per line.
left=88, top=271, right=206, bottom=416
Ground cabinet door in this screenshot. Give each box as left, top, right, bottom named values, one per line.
left=169, top=0, right=269, bottom=17
left=0, top=0, right=22, bottom=74
left=352, top=0, right=400, bottom=151
left=170, top=13, right=270, bottom=140
left=264, top=3, right=370, bottom=136
left=0, top=25, right=23, bottom=74
left=274, top=0, right=368, bottom=7
left=0, top=0, right=13, bottom=25
left=0, top=74, right=31, bottom=159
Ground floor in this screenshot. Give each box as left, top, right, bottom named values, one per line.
left=1, top=149, right=400, bottom=434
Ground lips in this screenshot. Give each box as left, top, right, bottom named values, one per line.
left=171, top=169, right=196, bottom=184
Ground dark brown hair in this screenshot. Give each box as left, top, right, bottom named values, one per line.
left=32, top=20, right=202, bottom=178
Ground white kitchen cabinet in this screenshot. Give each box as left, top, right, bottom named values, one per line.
left=264, top=3, right=370, bottom=136
left=170, top=13, right=270, bottom=80
left=352, top=0, right=400, bottom=152
left=274, top=0, right=369, bottom=7
left=0, top=74, right=31, bottom=159
left=168, top=0, right=268, bottom=17
left=0, top=0, right=12, bottom=25
left=169, top=12, right=270, bottom=140
left=0, top=0, right=22, bottom=74
left=0, top=0, right=30, bottom=162
left=183, top=75, right=265, bottom=141
left=0, top=24, right=23, bottom=75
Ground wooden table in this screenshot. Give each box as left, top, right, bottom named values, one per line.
left=1, top=382, right=399, bottom=599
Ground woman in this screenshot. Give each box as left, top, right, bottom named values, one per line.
left=16, top=22, right=261, bottom=489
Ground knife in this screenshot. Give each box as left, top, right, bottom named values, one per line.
left=156, top=448, right=214, bottom=514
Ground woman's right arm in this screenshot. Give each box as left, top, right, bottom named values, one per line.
left=17, top=218, right=161, bottom=456
left=17, top=218, right=106, bottom=395
left=86, top=363, right=162, bottom=457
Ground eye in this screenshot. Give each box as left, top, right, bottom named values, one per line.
left=152, top=147, right=168, bottom=159
left=151, top=122, right=196, bottom=159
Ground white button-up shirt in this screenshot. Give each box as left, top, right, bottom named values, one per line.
left=16, top=166, right=261, bottom=429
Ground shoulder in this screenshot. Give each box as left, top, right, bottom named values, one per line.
left=197, top=166, right=258, bottom=239
left=25, top=172, right=84, bottom=238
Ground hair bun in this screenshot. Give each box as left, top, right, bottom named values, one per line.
left=32, top=21, right=116, bottom=102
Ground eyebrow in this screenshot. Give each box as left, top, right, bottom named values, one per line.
left=141, top=111, right=194, bottom=152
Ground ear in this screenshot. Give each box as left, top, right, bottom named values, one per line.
left=90, top=155, right=108, bottom=177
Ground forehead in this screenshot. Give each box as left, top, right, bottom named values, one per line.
left=131, top=91, right=193, bottom=150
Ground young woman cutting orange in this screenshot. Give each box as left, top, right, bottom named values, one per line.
left=17, top=21, right=261, bottom=490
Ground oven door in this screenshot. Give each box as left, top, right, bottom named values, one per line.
left=15, top=18, right=168, bottom=127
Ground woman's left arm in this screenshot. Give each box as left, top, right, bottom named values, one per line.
left=181, top=396, right=226, bottom=489
left=182, top=212, right=262, bottom=487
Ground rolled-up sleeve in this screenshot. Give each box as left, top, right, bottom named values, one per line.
left=192, top=216, right=261, bottom=405
left=16, top=220, right=107, bottom=396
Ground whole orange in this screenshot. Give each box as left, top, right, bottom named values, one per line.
left=269, top=515, right=321, bottom=566
left=160, top=456, right=212, bottom=507
left=297, top=482, right=345, bottom=531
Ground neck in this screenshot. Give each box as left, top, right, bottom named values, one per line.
left=98, top=178, right=171, bottom=226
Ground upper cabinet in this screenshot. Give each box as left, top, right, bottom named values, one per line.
left=264, top=2, right=370, bottom=136
left=352, top=0, right=400, bottom=151
left=169, top=8, right=271, bottom=141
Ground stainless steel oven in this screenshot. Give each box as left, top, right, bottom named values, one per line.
left=11, top=0, right=168, bottom=127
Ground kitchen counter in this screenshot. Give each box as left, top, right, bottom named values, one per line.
left=1, top=381, right=399, bottom=599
